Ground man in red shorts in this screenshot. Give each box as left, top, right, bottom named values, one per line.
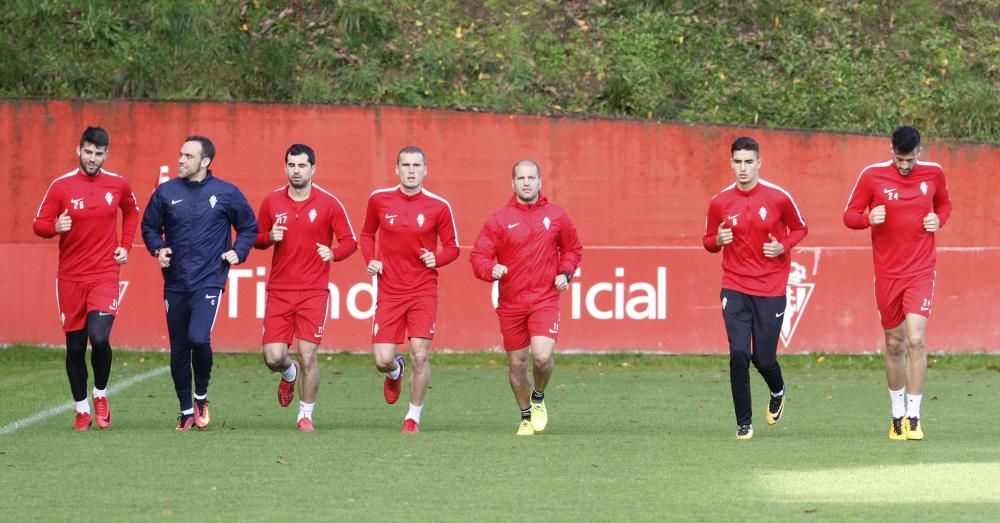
left=844, top=125, right=952, bottom=441
left=361, top=145, right=460, bottom=433
left=32, top=126, right=140, bottom=431
left=470, top=160, right=582, bottom=435
left=254, top=144, right=357, bottom=432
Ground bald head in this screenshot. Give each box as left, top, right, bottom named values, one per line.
left=511, top=159, right=541, bottom=179
left=511, top=159, right=542, bottom=204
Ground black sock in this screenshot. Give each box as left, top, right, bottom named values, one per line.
left=531, top=389, right=544, bottom=403
left=520, top=407, right=531, bottom=420
left=86, top=311, right=114, bottom=390
left=65, top=329, right=89, bottom=402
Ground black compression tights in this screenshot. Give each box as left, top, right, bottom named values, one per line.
left=65, top=311, right=115, bottom=402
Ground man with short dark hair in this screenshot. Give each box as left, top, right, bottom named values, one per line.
left=844, top=125, right=952, bottom=441
left=141, top=135, right=258, bottom=431
left=254, top=144, right=357, bottom=432
left=33, top=126, right=140, bottom=431
left=361, top=145, right=460, bottom=433
left=703, top=136, right=808, bottom=440
left=470, top=160, right=582, bottom=435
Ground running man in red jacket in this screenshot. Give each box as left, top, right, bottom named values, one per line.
left=32, top=126, right=140, bottom=431
left=703, top=137, right=808, bottom=440
left=844, top=126, right=952, bottom=441
left=254, top=144, right=358, bottom=432
left=361, top=146, right=460, bottom=433
left=470, top=160, right=582, bottom=436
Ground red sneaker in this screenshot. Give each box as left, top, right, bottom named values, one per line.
left=297, top=418, right=314, bottom=432
left=383, top=355, right=405, bottom=404
left=278, top=361, right=298, bottom=408
left=402, top=418, right=420, bottom=433
left=176, top=414, right=194, bottom=431
left=73, top=412, right=92, bottom=431
left=194, top=400, right=211, bottom=430
left=94, top=397, right=112, bottom=429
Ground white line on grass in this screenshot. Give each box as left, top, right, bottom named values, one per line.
left=0, top=365, right=169, bottom=436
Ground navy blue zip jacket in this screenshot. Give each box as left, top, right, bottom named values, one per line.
left=141, top=170, right=258, bottom=292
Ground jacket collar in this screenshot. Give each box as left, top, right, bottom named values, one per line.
left=507, top=194, right=548, bottom=210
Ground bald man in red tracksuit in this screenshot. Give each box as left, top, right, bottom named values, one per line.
left=361, top=146, right=460, bottom=433
left=470, top=160, right=582, bottom=436
left=844, top=125, right=952, bottom=441
left=703, top=137, right=807, bottom=440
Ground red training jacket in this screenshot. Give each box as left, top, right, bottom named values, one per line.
left=254, top=184, right=358, bottom=291
left=470, top=195, right=583, bottom=313
left=843, top=160, right=952, bottom=279
left=33, top=168, right=140, bottom=282
left=360, top=186, right=460, bottom=298
left=703, top=179, right=808, bottom=297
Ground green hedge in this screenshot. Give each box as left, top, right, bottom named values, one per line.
left=3, top=0, right=998, bottom=140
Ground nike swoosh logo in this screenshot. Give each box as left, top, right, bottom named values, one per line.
left=171, top=199, right=184, bottom=205
left=883, top=189, right=895, bottom=194
left=548, top=328, right=559, bottom=334
left=728, top=214, right=739, bottom=221
left=385, top=214, right=397, bottom=219
left=508, top=223, right=519, bottom=229
left=98, top=311, right=113, bottom=316
left=775, top=312, right=784, bottom=317
left=205, top=295, right=218, bottom=299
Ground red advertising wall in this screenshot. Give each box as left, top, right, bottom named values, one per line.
left=2, top=100, right=996, bottom=352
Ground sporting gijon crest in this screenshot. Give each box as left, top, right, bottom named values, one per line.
left=780, top=258, right=815, bottom=348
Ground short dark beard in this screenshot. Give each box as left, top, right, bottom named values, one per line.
left=79, top=162, right=101, bottom=176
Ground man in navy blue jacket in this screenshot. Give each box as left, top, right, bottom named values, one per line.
left=142, top=135, right=258, bottom=430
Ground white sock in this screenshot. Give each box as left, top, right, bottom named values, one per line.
left=298, top=401, right=315, bottom=421
left=75, top=399, right=90, bottom=414
left=281, top=362, right=297, bottom=382
left=193, top=393, right=207, bottom=401
left=181, top=408, right=194, bottom=416
left=889, top=387, right=906, bottom=418
left=906, top=394, right=922, bottom=419
left=92, top=388, right=107, bottom=398
left=406, top=403, right=423, bottom=424
left=388, top=361, right=402, bottom=380
left=771, top=389, right=784, bottom=398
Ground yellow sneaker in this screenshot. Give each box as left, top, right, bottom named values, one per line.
left=516, top=419, right=534, bottom=436
left=904, top=417, right=924, bottom=440
left=530, top=401, right=548, bottom=432
left=889, top=417, right=906, bottom=440
left=735, top=424, right=753, bottom=440
left=765, top=394, right=784, bottom=425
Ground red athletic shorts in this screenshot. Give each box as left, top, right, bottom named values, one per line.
left=56, top=278, right=120, bottom=332
left=262, top=289, right=331, bottom=345
left=497, top=304, right=561, bottom=351
left=875, top=271, right=935, bottom=329
left=372, top=294, right=436, bottom=344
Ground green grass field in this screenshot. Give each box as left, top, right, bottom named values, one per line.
left=1, top=345, right=998, bottom=521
